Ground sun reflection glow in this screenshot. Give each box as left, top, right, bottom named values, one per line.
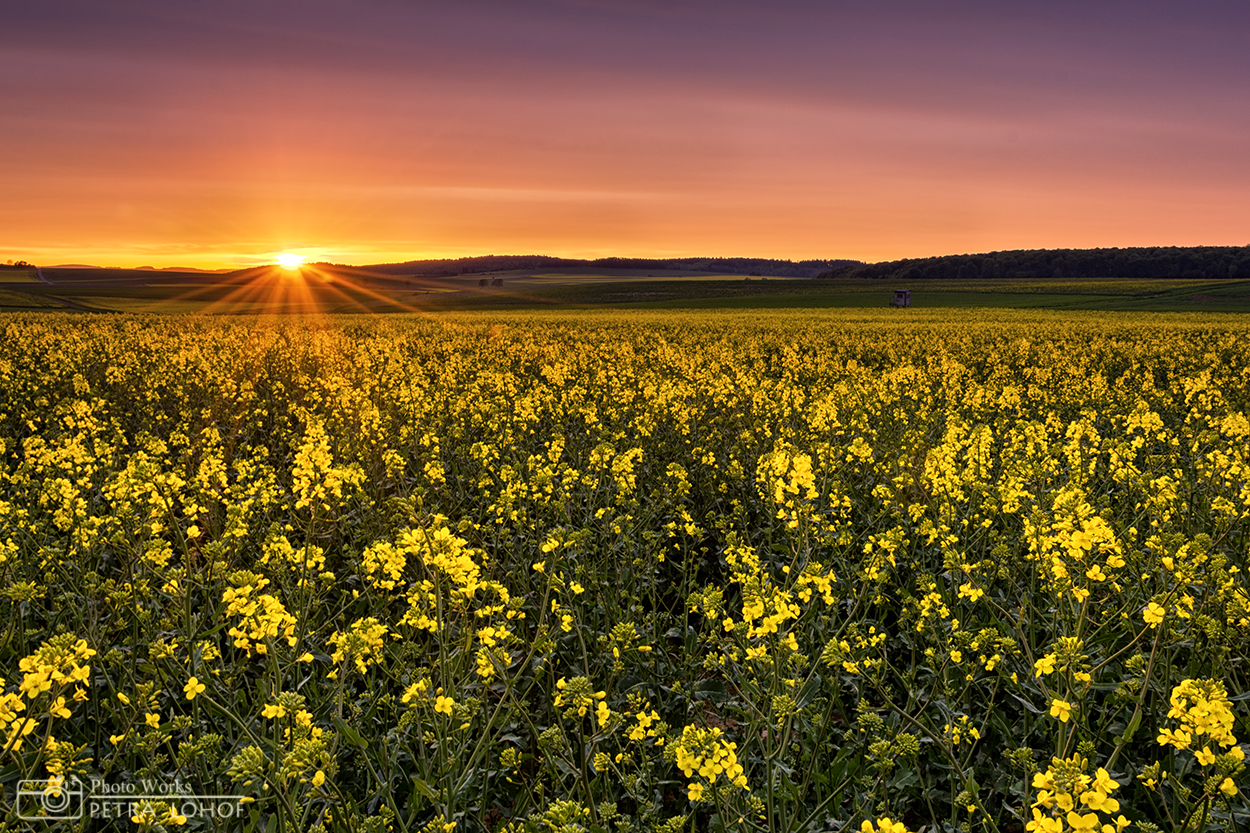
left=275, top=253, right=306, bottom=270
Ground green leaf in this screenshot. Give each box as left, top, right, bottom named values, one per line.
left=1007, top=692, right=1043, bottom=714
left=333, top=715, right=368, bottom=749
left=411, top=776, right=438, bottom=803
left=1116, top=709, right=1142, bottom=745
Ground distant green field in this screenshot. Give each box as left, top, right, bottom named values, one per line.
left=600, top=290, right=1127, bottom=311
left=0, top=268, right=37, bottom=283
left=0, top=289, right=64, bottom=309
left=521, top=272, right=802, bottom=283
left=39, top=267, right=214, bottom=283
left=5, top=273, right=1250, bottom=315
left=413, top=277, right=1250, bottom=313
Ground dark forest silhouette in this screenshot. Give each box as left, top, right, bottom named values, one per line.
left=818, top=246, right=1250, bottom=281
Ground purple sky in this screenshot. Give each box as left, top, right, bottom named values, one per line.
left=4, top=0, right=1248, bottom=267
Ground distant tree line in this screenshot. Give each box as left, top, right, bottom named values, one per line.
left=366, top=255, right=572, bottom=277
left=587, top=256, right=858, bottom=277
left=817, top=247, right=1250, bottom=281
left=365, top=254, right=859, bottom=279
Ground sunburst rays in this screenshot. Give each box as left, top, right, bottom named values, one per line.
left=151, top=264, right=449, bottom=317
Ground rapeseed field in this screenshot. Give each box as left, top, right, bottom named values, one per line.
left=0, top=309, right=1246, bottom=833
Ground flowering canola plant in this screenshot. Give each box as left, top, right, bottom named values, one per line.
left=0, top=309, right=1246, bottom=832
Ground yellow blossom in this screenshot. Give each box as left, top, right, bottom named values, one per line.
left=184, top=677, right=206, bottom=701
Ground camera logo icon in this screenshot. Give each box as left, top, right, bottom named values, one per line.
left=16, top=776, right=85, bottom=821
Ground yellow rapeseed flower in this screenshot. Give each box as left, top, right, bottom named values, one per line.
left=184, top=677, right=205, bottom=700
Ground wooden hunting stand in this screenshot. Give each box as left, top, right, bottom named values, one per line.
left=890, top=289, right=911, bottom=307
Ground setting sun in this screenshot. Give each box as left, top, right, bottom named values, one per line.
left=275, top=253, right=306, bottom=270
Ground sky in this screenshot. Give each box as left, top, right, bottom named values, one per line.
left=3, top=0, right=1249, bottom=269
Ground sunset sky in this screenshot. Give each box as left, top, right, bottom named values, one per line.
left=4, top=0, right=1249, bottom=269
